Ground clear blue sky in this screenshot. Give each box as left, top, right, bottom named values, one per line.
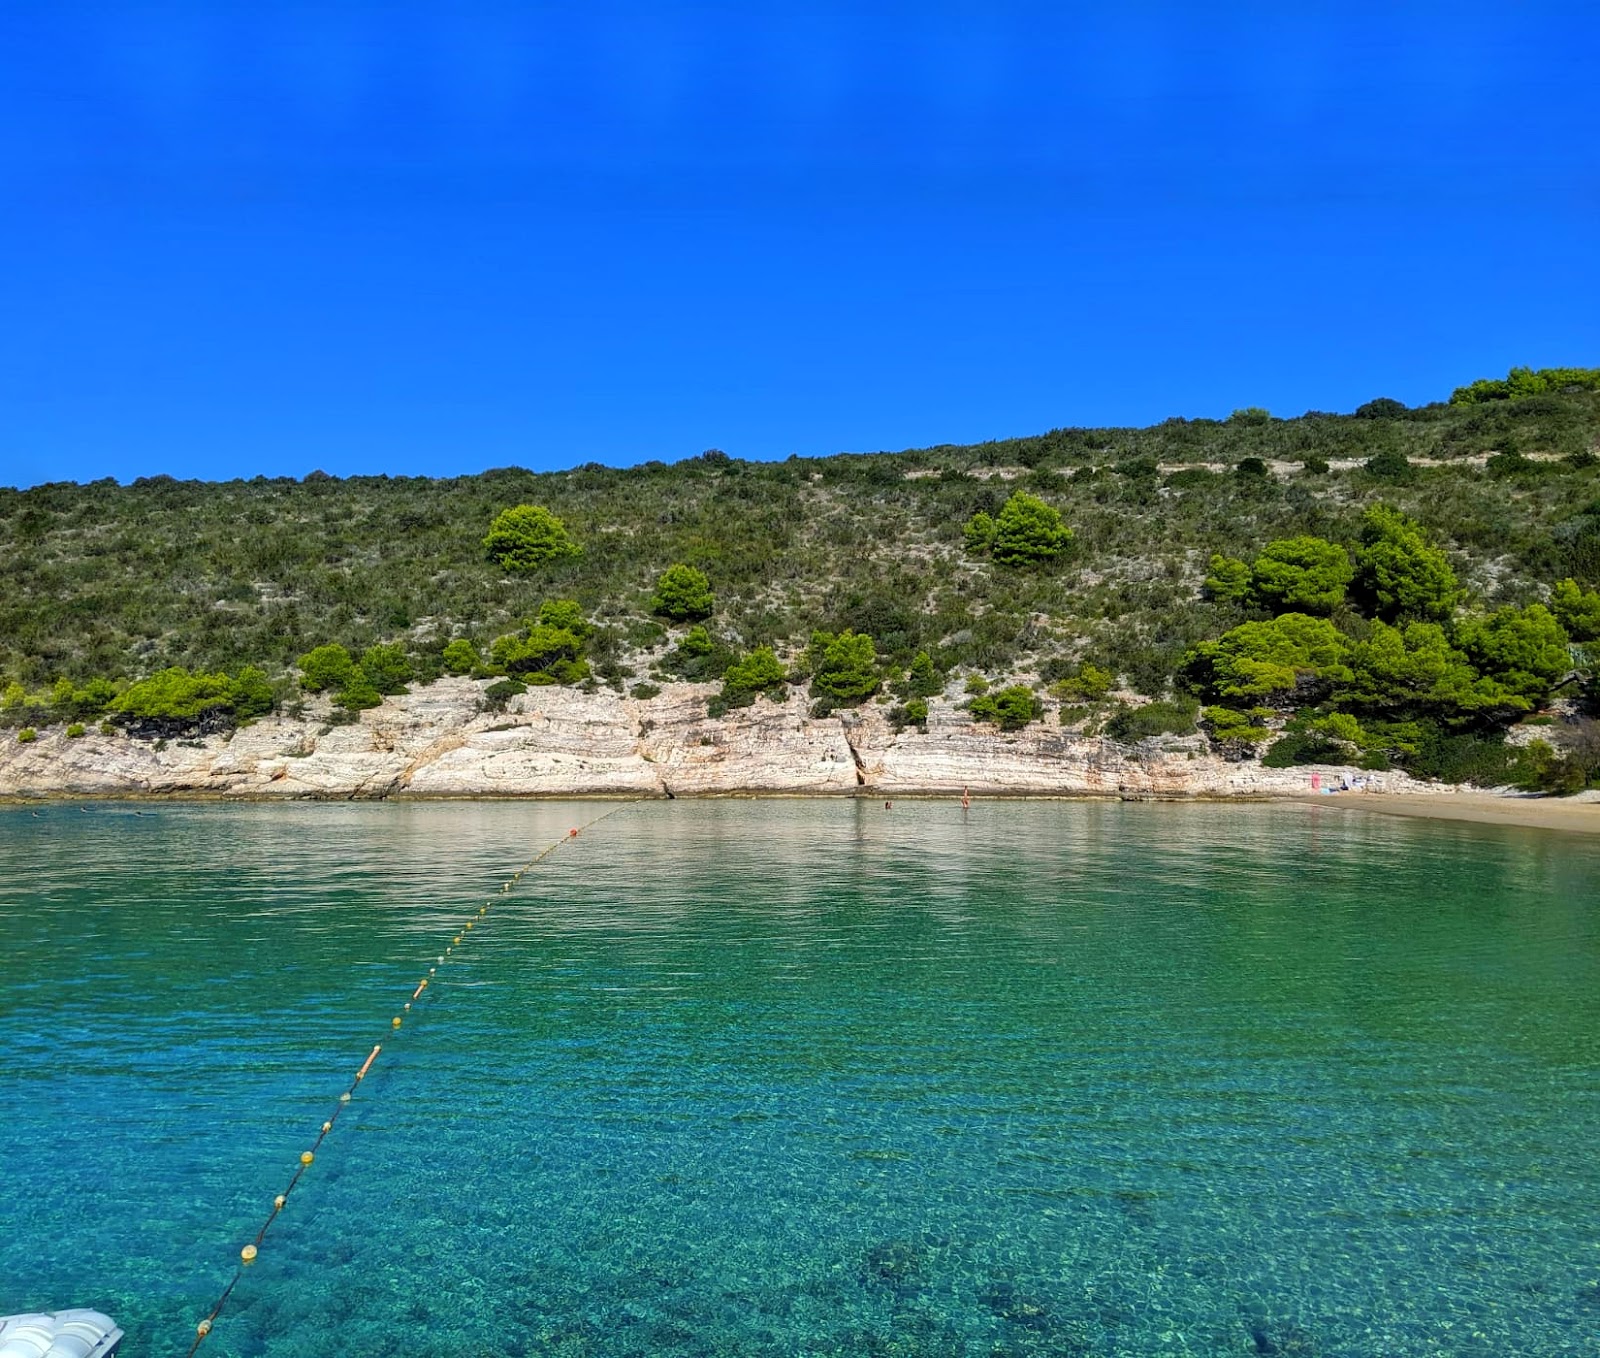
left=1, top=3, right=1595, bottom=488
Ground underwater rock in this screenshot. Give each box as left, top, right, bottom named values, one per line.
left=862, top=1239, right=924, bottom=1288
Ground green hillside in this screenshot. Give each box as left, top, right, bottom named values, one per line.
left=4, top=367, right=1599, bottom=787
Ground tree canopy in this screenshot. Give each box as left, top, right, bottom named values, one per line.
left=808, top=630, right=879, bottom=704
left=966, top=491, right=1074, bottom=567
left=1248, top=536, right=1354, bottom=614
left=652, top=564, right=715, bottom=621
left=1354, top=504, right=1459, bottom=621
left=483, top=505, right=581, bottom=573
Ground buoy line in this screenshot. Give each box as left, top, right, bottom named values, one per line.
left=186, top=799, right=643, bottom=1355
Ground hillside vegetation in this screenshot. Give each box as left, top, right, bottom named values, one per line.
left=4, top=366, right=1599, bottom=788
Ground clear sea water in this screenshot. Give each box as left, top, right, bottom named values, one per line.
left=1, top=799, right=1597, bottom=1357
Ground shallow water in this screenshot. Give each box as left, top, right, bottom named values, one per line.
left=1, top=799, right=1597, bottom=1356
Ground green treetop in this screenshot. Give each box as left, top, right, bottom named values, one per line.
left=966, top=492, right=1074, bottom=567
left=904, top=650, right=944, bottom=699
left=968, top=684, right=1043, bottom=730
left=1336, top=621, right=1524, bottom=723
left=483, top=505, right=581, bottom=573
left=1354, top=504, right=1459, bottom=621
left=359, top=643, right=413, bottom=695
left=652, top=564, right=715, bottom=622
left=297, top=643, right=357, bottom=693
left=1248, top=536, right=1353, bottom=614
left=1203, top=555, right=1253, bottom=602
left=1183, top=614, right=1352, bottom=700
left=1454, top=604, right=1573, bottom=704
left=720, top=646, right=788, bottom=706
left=441, top=639, right=481, bottom=675
left=808, top=630, right=880, bottom=704
left=1551, top=578, right=1600, bottom=642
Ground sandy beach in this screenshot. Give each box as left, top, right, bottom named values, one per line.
left=1296, top=790, right=1600, bottom=835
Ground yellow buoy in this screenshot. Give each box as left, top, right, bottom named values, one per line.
left=300, top=1151, right=314, bottom=1166
left=392, top=1016, right=402, bottom=1029
left=241, top=1244, right=258, bottom=1264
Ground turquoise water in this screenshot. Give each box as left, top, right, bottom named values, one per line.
left=1, top=800, right=1598, bottom=1356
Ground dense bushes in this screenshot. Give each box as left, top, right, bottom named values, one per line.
left=968, top=685, right=1043, bottom=730
left=106, top=666, right=275, bottom=735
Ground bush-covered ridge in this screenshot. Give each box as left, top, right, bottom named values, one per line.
left=3, top=368, right=1598, bottom=787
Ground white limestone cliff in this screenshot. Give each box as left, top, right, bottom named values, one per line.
left=0, top=676, right=1437, bottom=800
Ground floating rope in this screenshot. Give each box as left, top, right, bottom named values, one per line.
left=186, top=801, right=640, bottom=1354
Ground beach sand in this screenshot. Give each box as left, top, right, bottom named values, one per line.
left=1295, top=790, right=1600, bottom=835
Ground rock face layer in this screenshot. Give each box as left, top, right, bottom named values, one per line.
left=0, top=678, right=1427, bottom=800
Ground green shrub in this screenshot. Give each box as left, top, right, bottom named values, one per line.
left=483, top=504, right=581, bottom=572
left=1105, top=698, right=1198, bottom=741
left=660, top=624, right=732, bottom=682
left=1364, top=448, right=1417, bottom=483
left=481, top=678, right=527, bottom=712
left=1203, top=555, right=1253, bottom=602
left=808, top=630, right=879, bottom=705
left=1301, top=455, right=1330, bottom=474
left=904, top=650, right=944, bottom=698
left=110, top=668, right=241, bottom=732
left=335, top=670, right=383, bottom=712
left=1261, top=732, right=1349, bottom=767
left=1451, top=365, right=1600, bottom=405
left=359, top=643, right=413, bottom=695
left=651, top=564, right=715, bottom=621
left=1202, top=705, right=1273, bottom=748
left=1049, top=663, right=1113, bottom=702
left=51, top=676, right=118, bottom=721
left=1551, top=578, right=1600, bottom=642
left=629, top=682, right=661, bottom=700
left=442, top=639, right=481, bottom=675
left=720, top=646, right=788, bottom=707
left=66, top=722, right=86, bottom=738
left=1235, top=456, right=1270, bottom=479
left=230, top=666, right=276, bottom=720
left=298, top=643, right=356, bottom=693
left=968, top=685, right=1043, bottom=730
left=490, top=603, right=592, bottom=686
left=17, top=726, right=36, bottom=742
left=1401, top=726, right=1522, bottom=786
left=1486, top=451, right=1543, bottom=479
left=968, top=491, right=1074, bottom=567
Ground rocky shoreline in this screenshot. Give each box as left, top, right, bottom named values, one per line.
left=0, top=675, right=1448, bottom=802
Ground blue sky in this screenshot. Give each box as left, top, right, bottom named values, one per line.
left=1, top=3, right=1595, bottom=488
